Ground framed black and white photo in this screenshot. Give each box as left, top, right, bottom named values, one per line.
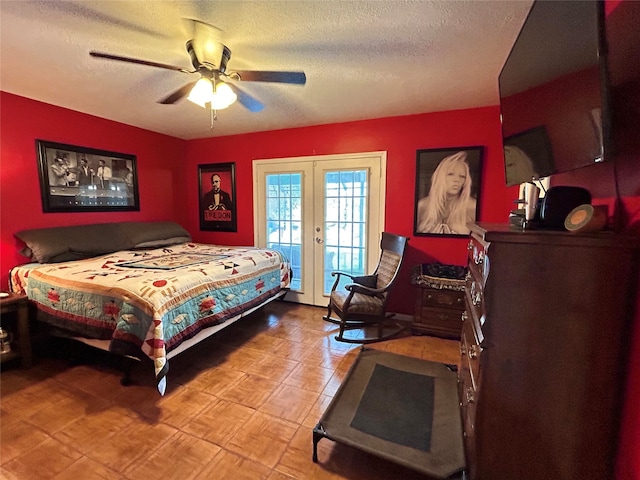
left=36, top=140, right=139, bottom=213
left=198, top=162, right=237, bottom=232
left=413, top=146, right=483, bottom=237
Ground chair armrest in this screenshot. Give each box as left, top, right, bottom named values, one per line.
left=328, top=271, right=356, bottom=293
left=330, top=271, right=356, bottom=280
left=345, top=283, right=386, bottom=295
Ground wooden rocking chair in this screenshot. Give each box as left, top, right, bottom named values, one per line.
left=323, top=232, right=409, bottom=343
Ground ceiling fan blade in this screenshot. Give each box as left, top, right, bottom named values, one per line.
left=233, top=70, right=306, bottom=85
left=90, top=51, right=193, bottom=74
left=226, top=83, right=264, bottom=112
left=158, top=81, right=198, bottom=104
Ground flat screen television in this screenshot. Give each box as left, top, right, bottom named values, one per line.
left=499, top=0, right=610, bottom=186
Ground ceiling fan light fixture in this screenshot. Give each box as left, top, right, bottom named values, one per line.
left=210, top=82, right=237, bottom=110
left=187, top=77, right=213, bottom=108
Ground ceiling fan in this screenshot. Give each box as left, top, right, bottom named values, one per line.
left=89, top=20, right=306, bottom=114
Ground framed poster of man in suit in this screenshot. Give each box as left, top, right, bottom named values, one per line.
left=198, top=162, right=237, bottom=232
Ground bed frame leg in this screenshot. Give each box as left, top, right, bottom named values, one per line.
left=120, top=369, right=133, bottom=386
left=118, top=356, right=137, bottom=386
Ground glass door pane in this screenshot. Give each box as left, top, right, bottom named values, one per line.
left=323, top=169, right=368, bottom=294
left=265, top=173, right=302, bottom=290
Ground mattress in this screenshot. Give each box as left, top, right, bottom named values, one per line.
left=10, top=242, right=291, bottom=394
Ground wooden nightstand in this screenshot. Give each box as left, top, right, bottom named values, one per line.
left=0, top=293, right=32, bottom=368
left=411, top=265, right=466, bottom=340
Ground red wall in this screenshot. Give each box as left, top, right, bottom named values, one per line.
left=183, top=108, right=514, bottom=313
left=0, top=92, right=187, bottom=289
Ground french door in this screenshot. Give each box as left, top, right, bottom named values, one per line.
left=253, top=152, right=386, bottom=306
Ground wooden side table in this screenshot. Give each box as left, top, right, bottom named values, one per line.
left=411, top=265, right=466, bottom=340
left=0, top=293, right=32, bottom=368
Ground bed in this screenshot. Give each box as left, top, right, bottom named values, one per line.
left=9, top=221, right=291, bottom=394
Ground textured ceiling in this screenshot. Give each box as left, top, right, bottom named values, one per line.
left=0, top=0, right=533, bottom=140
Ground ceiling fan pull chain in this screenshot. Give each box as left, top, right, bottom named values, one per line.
left=210, top=108, right=217, bottom=130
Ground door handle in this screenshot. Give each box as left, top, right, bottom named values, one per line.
left=315, top=237, right=324, bottom=244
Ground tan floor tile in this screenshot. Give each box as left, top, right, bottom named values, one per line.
left=224, top=346, right=271, bottom=372
left=245, top=352, right=299, bottom=383
left=264, top=322, right=307, bottom=343
left=283, top=363, right=334, bottom=394
left=319, top=372, right=347, bottom=398
left=218, top=374, right=280, bottom=409
left=182, top=397, right=255, bottom=445
left=146, top=386, right=214, bottom=428
left=298, top=348, right=348, bottom=370
left=269, top=338, right=313, bottom=360
left=24, top=384, right=113, bottom=435
left=302, top=394, right=333, bottom=429
left=267, top=471, right=301, bottom=480
left=86, top=421, right=177, bottom=473
left=109, top=389, right=164, bottom=424
left=0, top=465, right=21, bottom=480
left=0, top=377, right=79, bottom=419
left=52, top=406, right=136, bottom=455
left=53, top=365, right=126, bottom=400
left=125, top=431, right=221, bottom=480
left=0, top=419, right=50, bottom=464
left=195, top=449, right=272, bottom=480
left=2, top=437, right=82, bottom=479
left=190, top=365, right=247, bottom=397
left=303, top=333, right=355, bottom=353
left=52, top=456, right=124, bottom=480
left=276, top=426, right=334, bottom=479
left=226, top=411, right=298, bottom=469
left=259, top=384, right=319, bottom=424
left=241, top=332, right=286, bottom=353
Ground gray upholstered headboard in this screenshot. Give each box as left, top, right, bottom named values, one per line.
left=15, top=221, right=191, bottom=264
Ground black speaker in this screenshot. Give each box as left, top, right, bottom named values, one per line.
left=540, top=186, right=591, bottom=229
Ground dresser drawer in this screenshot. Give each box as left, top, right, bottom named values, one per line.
left=465, top=279, right=486, bottom=344
left=458, top=344, right=477, bottom=459
left=420, top=288, right=465, bottom=310
left=461, top=313, right=482, bottom=391
left=413, top=306, right=464, bottom=339
left=414, top=284, right=465, bottom=339
left=467, top=234, right=490, bottom=288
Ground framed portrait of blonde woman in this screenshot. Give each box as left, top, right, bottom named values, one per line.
left=413, top=146, right=483, bottom=237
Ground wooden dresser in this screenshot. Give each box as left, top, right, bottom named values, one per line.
left=459, top=223, right=639, bottom=480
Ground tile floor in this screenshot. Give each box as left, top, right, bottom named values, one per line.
left=0, top=301, right=460, bottom=480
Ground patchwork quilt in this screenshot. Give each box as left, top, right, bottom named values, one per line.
left=10, top=243, right=291, bottom=394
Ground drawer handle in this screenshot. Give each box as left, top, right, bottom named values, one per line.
left=468, top=344, right=479, bottom=359
left=460, top=344, right=466, bottom=356
left=467, top=240, right=473, bottom=251
left=461, top=311, right=468, bottom=322
left=474, top=250, right=484, bottom=265
left=466, top=387, right=475, bottom=404
left=472, top=294, right=481, bottom=307
left=470, top=282, right=482, bottom=307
